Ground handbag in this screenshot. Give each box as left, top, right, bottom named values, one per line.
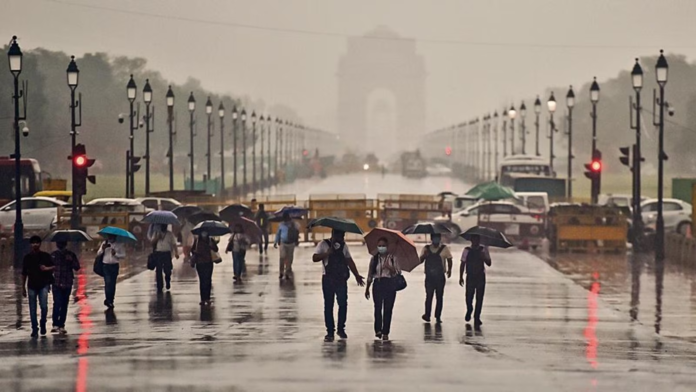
left=93, top=253, right=105, bottom=277
left=211, top=249, right=223, bottom=264
left=391, top=273, right=407, bottom=292
left=147, top=243, right=157, bottom=270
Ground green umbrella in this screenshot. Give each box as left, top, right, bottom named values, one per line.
left=307, top=217, right=363, bottom=234
left=466, top=181, right=516, bottom=201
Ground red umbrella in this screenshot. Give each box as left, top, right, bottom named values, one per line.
left=229, top=216, right=262, bottom=243
left=364, top=228, right=420, bottom=272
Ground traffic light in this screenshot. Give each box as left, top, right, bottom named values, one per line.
left=131, top=156, right=142, bottom=173
left=302, top=149, right=308, bottom=157
left=619, top=146, right=631, bottom=168
left=72, top=143, right=96, bottom=196
left=584, top=149, right=602, bottom=204
left=445, top=146, right=452, bottom=156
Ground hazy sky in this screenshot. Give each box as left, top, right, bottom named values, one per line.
left=3, top=0, right=696, bottom=133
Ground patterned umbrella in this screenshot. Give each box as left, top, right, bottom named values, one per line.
left=364, top=228, right=420, bottom=272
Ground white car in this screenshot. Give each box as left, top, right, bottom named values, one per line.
left=0, top=197, right=67, bottom=235
left=135, top=197, right=182, bottom=212
left=450, top=201, right=535, bottom=233
left=427, top=164, right=452, bottom=176
left=641, top=198, right=692, bottom=235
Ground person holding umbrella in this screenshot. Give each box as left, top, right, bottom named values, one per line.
left=254, top=203, right=270, bottom=255
left=365, top=236, right=401, bottom=341
left=419, top=232, right=453, bottom=324
left=50, top=241, right=80, bottom=334
left=190, top=228, right=221, bottom=306
left=98, top=234, right=126, bottom=309
left=149, top=224, right=179, bottom=292
left=226, top=224, right=250, bottom=283
left=274, top=212, right=300, bottom=280
left=459, top=234, right=491, bottom=328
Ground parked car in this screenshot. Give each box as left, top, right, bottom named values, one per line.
left=0, top=197, right=67, bottom=235
left=641, top=198, right=692, bottom=235
left=135, top=197, right=182, bottom=212
left=446, top=201, right=537, bottom=234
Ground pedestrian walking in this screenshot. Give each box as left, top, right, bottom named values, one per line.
left=190, top=231, right=218, bottom=306
left=22, top=236, right=54, bottom=338
left=226, top=224, right=249, bottom=283
left=365, top=237, right=401, bottom=341
left=312, top=229, right=365, bottom=342
left=98, top=234, right=126, bottom=309
left=459, top=234, right=491, bottom=328
left=180, top=219, right=194, bottom=262
left=274, top=212, right=300, bottom=280
left=50, top=241, right=80, bottom=334
left=420, top=233, right=453, bottom=324
left=149, top=224, right=179, bottom=292
left=255, top=203, right=270, bottom=254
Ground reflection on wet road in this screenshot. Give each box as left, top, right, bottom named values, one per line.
left=1, top=243, right=696, bottom=390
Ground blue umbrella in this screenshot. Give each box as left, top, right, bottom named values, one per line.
left=270, top=205, right=308, bottom=222
left=142, top=210, right=180, bottom=226
left=97, top=226, right=137, bottom=243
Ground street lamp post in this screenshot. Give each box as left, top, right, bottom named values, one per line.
left=126, top=75, right=137, bottom=198
left=232, top=107, right=238, bottom=195
left=501, top=110, right=508, bottom=157
left=508, top=105, right=516, bottom=155
left=534, top=96, right=542, bottom=156
left=630, top=58, right=644, bottom=247
left=241, top=110, right=247, bottom=194
left=519, top=102, right=527, bottom=155
left=187, top=92, right=196, bottom=191
left=67, top=56, right=82, bottom=229
left=251, top=111, right=257, bottom=193
left=277, top=119, right=283, bottom=182
left=653, top=50, right=669, bottom=263
left=566, top=86, right=575, bottom=199
left=143, top=79, right=153, bottom=196
left=205, top=97, right=213, bottom=183
left=166, top=86, right=175, bottom=191
left=590, top=77, right=601, bottom=204
left=547, top=92, right=557, bottom=172
left=8, top=36, right=27, bottom=268
left=260, top=115, right=266, bottom=190
left=267, top=116, right=272, bottom=187
left=493, top=111, right=499, bottom=176
left=218, top=102, right=225, bottom=197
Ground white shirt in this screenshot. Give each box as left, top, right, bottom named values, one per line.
left=368, top=253, right=400, bottom=283
left=98, top=241, right=126, bottom=264
left=153, top=231, right=178, bottom=253
left=314, top=240, right=352, bottom=275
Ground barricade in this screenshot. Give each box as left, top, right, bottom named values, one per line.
left=666, top=232, right=696, bottom=267
left=308, top=194, right=378, bottom=243
left=548, top=205, right=627, bottom=253
left=379, top=194, right=443, bottom=232
left=241, top=195, right=299, bottom=242
left=57, top=207, right=148, bottom=248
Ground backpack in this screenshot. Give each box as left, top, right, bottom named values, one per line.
left=465, top=246, right=486, bottom=277
left=285, top=223, right=300, bottom=244
left=424, top=245, right=445, bottom=278
left=324, top=240, right=349, bottom=282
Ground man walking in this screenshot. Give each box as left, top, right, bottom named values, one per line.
left=312, top=229, right=364, bottom=341
left=255, top=203, right=270, bottom=254
left=50, top=241, right=80, bottom=334
left=274, top=212, right=300, bottom=280
left=22, top=236, right=54, bottom=338
left=459, top=234, right=491, bottom=328
left=420, top=233, right=453, bottom=324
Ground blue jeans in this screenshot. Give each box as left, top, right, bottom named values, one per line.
left=103, top=263, right=120, bottom=304
left=233, top=251, right=246, bottom=278
left=52, top=285, right=72, bottom=328
left=28, top=286, right=49, bottom=331
left=322, top=276, right=348, bottom=335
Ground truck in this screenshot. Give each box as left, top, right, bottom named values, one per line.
left=401, top=150, right=426, bottom=178
left=511, top=176, right=566, bottom=202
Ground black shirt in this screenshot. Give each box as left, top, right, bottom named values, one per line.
left=22, top=250, right=54, bottom=290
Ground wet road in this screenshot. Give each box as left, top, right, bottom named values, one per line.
left=1, top=243, right=696, bottom=391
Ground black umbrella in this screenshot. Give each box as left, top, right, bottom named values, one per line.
left=219, top=204, right=253, bottom=222
left=187, top=211, right=222, bottom=226
left=460, top=226, right=513, bottom=248
left=307, top=217, right=363, bottom=234
left=191, top=220, right=231, bottom=237
left=172, top=205, right=202, bottom=220
left=402, top=222, right=453, bottom=235
left=45, top=230, right=92, bottom=242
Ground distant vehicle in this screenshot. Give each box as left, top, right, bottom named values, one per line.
left=0, top=197, right=67, bottom=235
left=447, top=201, right=537, bottom=234
left=84, top=198, right=148, bottom=214
left=34, top=190, right=75, bottom=203
left=401, top=151, right=426, bottom=178
left=642, top=198, right=692, bottom=235
left=498, top=155, right=553, bottom=187
left=443, top=194, right=479, bottom=214
left=427, top=163, right=452, bottom=176
left=0, top=157, right=43, bottom=206
left=510, top=176, right=566, bottom=200
left=135, top=197, right=182, bottom=212
left=514, top=192, right=549, bottom=214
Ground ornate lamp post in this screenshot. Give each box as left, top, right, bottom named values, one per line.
left=566, top=86, right=575, bottom=199
left=547, top=92, right=557, bottom=172
left=166, top=86, right=175, bottom=191
left=187, top=92, right=196, bottom=190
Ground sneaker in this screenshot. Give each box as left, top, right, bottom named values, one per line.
left=465, top=310, right=472, bottom=322
left=50, top=327, right=59, bottom=334
left=382, top=334, right=389, bottom=341
left=108, top=302, right=115, bottom=309
left=166, top=281, right=171, bottom=290
left=421, top=314, right=430, bottom=323
left=337, top=331, right=348, bottom=340
left=474, top=319, right=483, bottom=327
left=375, top=333, right=382, bottom=340
left=59, top=328, right=68, bottom=335
left=40, top=325, right=47, bottom=336
left=30, top=330, right=38, bottom=338
left=324, top=334, right=335, bottom=342
left=104, top=300, right=110, bottom=308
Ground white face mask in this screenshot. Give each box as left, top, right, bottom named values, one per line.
left=377, top=246, right=388, bottom=255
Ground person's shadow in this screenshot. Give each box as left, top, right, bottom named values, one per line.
left=424, top=323, right=444, bottom=342
left=322, top=339, right=347, bottom=362
left=462, top=324, right=489, bottom=353
left=149, top=292, right=174, bottom=323
left=105, top=309, right=118, bottom=325
left=200, top=305, right=214, bottom=322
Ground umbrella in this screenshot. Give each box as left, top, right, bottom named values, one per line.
left=228, top=216, right=262, bottom=243
left=465, top=181, right=516, bottom=201
left=460, top=226, right=513, bottom=248
left=45, top=230, right=92, bottom=242
left=97, top=226, right=137, bottom=243
left=191, top=220, right=231, bottom=237
left=142, top=210, right=180, bottom=226
left=187, top=211, right=222, bottom=226
left=402, top=222, right=453, bottom=235
left=307, top=217, right=363, bottom=234
left=364, top=228, right=420, bottom=272
left=172, top=205, right=202, bottom=220
left=270, top=205, right=308, bottom=222
left=219, top=204, right=253, bottom=221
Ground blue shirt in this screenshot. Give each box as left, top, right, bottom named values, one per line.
left=275, top=221, right=298, bottom=245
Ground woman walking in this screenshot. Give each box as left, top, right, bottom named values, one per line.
left=365, top=237, right=401, bottom=341
left=150, top=224, right=179, bottom=292
left=226, top=224, right=249, bottom=283
left=98, top=234, right=125, bottom=308
left=190, top=231, right=218, bottom=306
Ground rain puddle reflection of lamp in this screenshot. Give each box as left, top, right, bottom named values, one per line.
left=75, top=269, right=92, bottom=392
left=584, top=271, right=600, bottom=370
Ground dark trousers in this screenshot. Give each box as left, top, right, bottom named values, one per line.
left=196, top=262, right=214, bottom=302
left=322, top=276, right=348, bottom=335
left=154, top=251, right=173, bottom=291
left=52, top=285, right=72, bottom=328
left=373, top=279, right=397, bottom=335
left=28, top=286, right=49, bottom=331
left=466, top=274, right=486, bottom=321
left=103, top=263, right=120, bottom=304
left=424, top=275, right=445, bottom=319
left=259, top=229, right=269, bottom=252
left=232, top=251, right=246, bottom=277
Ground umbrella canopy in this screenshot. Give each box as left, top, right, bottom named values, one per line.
left=270, top=205, right=308, bottom=222
left=307, top=217, right=363, bottom=235
left=142, top=210, right=180, bottom=226
left=460, top=226, right=513, bottom=248
left=188, top=211, right=222, bottom=226
left=191, top=220, right=231, bottom=237
left=465, top=182, right=516, bottom=201
left=364, top=228, right=420, bottom=272
left=97, top=226, right=137, bottom=243
left=219, top=204, right=253, bottom=222
left=402, top=222, right=453, bottom=235
left=45, top=230, right=92, bottom=242
left=172, top=205, right=202, bottom=220
left=229, top=216, right=262, bottom=243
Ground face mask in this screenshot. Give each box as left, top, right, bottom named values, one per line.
left=377, top=246, right=388, bottom=255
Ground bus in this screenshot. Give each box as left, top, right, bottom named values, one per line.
left=0, top=157, right=43, bottom=206
left=497, top=155, right=553, bottom=187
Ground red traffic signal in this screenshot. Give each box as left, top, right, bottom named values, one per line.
left=445, top=146, right=452, bottom=156
left=590, top=160, right=601, bottom=172
left=74, top=155, right=87, bottom=167
left=302, top=149, right=309, bottom=156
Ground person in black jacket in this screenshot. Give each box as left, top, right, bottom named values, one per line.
left=22, top=236, right=54, bottom=338
left=459, top=234, right=491, bottom=328
left=254, top=203, right=270, bottom=254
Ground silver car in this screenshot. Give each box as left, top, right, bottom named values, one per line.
left=641, top=198, right=692, bottom=235
left=0, top=197, right=67, bottom=235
